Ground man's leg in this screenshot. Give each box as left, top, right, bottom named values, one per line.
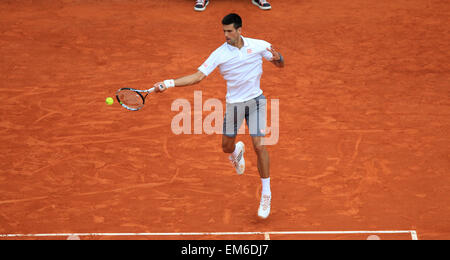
left=222, top=134, right=236, bottom=154
left=223, top=102, right=246, bottom=174
left=247, top=95, right=269, bottom=180
left=251, top=136, right=270, bottom=179
left=252, top=136, right=271, bottom=202
left=254, top=136, right=271, bottom=219
left=247, top=95, right=271, bottom=219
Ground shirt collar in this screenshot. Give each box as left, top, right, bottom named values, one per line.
left=227, top=36, right=249, bottom=50
left=242, top=36, right=249, bottom=47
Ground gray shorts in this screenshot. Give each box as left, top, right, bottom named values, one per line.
left=223, top=94, right=267, bottom=137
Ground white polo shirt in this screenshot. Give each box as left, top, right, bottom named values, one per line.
left=198, top=36, right=273, bottom=104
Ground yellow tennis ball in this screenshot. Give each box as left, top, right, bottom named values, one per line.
left=105, top=97, right=114, bottom=105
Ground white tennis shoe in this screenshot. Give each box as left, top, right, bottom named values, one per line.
left=194, top=0, right=209, bottom=12
left=252, top=0, right=272, bottom=10
left=258, top=194, right=271, bottom=219
left=229, top=141, right=245, bottom=175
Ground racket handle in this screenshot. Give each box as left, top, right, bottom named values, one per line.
left=147, top=84, right=165, bottom=93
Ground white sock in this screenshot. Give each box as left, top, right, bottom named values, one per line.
left=261, top=177, right=271, bottom=196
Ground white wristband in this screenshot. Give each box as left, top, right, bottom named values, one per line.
left=163, top=79, right=175, bottom=88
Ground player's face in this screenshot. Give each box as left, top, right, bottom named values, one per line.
left=223, top=24, right=241, bottom=46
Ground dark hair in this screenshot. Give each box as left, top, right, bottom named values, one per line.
left=222, top=13, right=242, bottom=29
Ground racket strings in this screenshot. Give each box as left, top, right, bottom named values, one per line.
left=117, top=89, right=144, bottom=110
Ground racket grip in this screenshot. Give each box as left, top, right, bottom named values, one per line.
left=147, top=84, right=163, bottom=93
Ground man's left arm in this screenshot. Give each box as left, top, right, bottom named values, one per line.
left=267, top=47, right=285, bottom=68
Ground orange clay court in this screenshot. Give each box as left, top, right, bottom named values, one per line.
left=0, top=0, right=449, bottom=240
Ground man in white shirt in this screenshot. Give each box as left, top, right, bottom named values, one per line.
left=153, top=13, right=284, bottom=219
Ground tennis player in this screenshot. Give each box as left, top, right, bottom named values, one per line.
left=153, top=13, right=284, bottom=219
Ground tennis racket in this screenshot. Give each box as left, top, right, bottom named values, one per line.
left=116, top=84, right=164, bottom=111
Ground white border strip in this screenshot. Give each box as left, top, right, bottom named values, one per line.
left=0, top=230, right=418, bottom=240
left=410, top=230, right=419, bottom=240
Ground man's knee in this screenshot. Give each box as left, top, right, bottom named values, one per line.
left=252, top=137, right=267, bottom=156
left=222, top=137, right=236, bottom=153
left=222, top=143, right=235, bottom=153
left=253, top=143, right=267, bottom=156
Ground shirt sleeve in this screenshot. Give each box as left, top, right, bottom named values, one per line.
left=198, top=49, right=221, bottom=76
left=260, top=41, right=273, bottom=61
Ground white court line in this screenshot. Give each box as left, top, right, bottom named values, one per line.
left=0, top=230, right=418, bottom=240
left=410, top=230, right=419, bottom=240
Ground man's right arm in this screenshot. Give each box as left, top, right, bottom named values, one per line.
left=154, top=70, right=206, bottom=92
left=174, top=70, right=206, bottom=87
